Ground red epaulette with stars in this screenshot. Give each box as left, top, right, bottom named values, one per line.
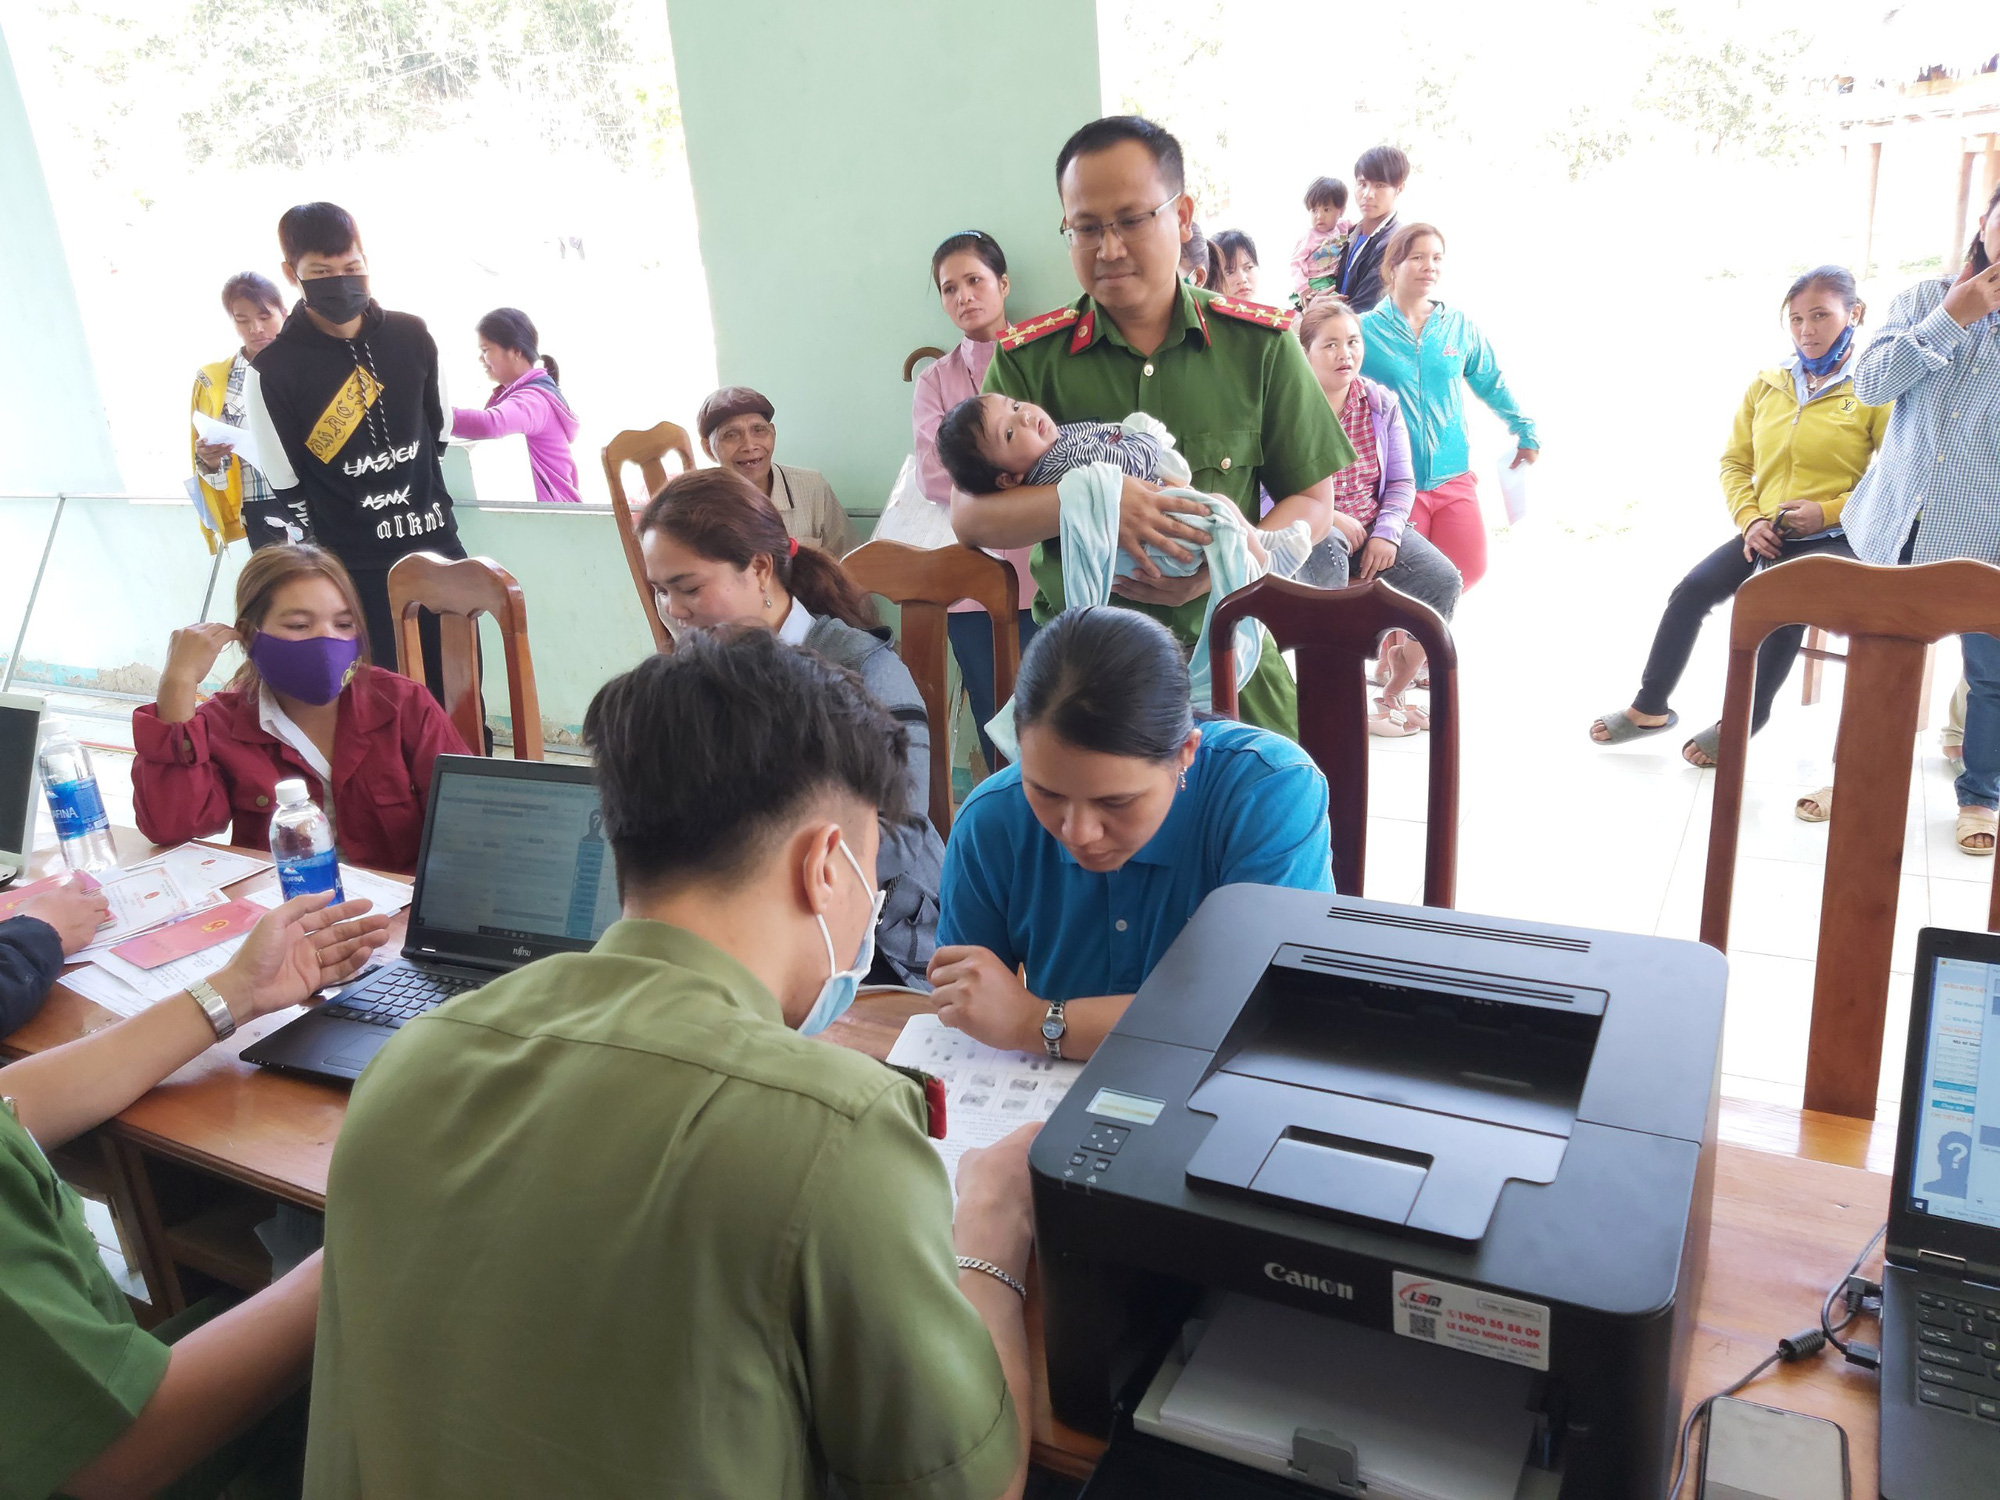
left=1205, top=295, right=1298, bottom=333
left=997, top=306, right=1084, bottom=351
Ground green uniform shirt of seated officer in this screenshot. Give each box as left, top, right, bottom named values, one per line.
left=961, top=115, right=1356, bottom=739
left=304, top=629, right=1034, bottom=1500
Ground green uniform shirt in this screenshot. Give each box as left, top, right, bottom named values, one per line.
left=985, top=283, right=1356, bottom=738
left=305, top=920, right=1017, bottom=1500
left=0, top=1099, right=169, bottom=1500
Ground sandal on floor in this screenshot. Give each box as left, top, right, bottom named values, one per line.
left=1957, top=806, right=1998, bottom=856
left=1590, top=708, right=1679, bottom=744
left=1796, top=785, right=1832, bottom=823
left=1682, top=724, right=1721, bottom=769
left=1367, top=696, right=1422, bottom=738
left=1392, top=695, right=1430, bottom=732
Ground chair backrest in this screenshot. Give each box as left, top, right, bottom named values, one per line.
left=841, top=541, right=1021, bottom=834
left=1208, top=574, right=1459, bottom=906
left=600, top=422, right=698, bottom=653
left=903, top=346, right=947, bottom=382
left=386, top=552, right=543, bottom=760
left=1700, top=554, right=2000, bottom=1119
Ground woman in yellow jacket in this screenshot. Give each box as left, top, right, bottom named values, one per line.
left=1590, top=266, right=1891, bottom=766
left=189, top=272, right=290, bottom=554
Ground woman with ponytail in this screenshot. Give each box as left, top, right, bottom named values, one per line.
left=451, top=307, right=582, bottom=505
left=637, top=469, right=945, bottom=984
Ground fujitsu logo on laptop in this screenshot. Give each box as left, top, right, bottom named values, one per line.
left=512, top=945, right=532, bottom=958
left=1264, top=1261, right=1354, bottom=1300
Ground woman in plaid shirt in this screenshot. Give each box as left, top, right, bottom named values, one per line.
left=1839, top=188, right=2000, bottom=854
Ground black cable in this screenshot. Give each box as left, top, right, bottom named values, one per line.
left=1821, top=1222, right=1887, bottom=1366
left=1666, top=1220, right=1886, bottom=1498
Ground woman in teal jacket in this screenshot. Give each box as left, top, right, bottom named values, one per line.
left=1358, top=223, right=1539, bottom=589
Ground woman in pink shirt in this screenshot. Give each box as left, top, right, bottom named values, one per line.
left=450, top=307, right=582, bottom=505
left=912, top=231, right=1039, bottom=770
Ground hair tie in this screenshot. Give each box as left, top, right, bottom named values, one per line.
left=788, top=537, right=799, bottom=558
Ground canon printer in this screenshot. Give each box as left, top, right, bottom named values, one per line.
left=1030, top=886, right=1726, bottom=1500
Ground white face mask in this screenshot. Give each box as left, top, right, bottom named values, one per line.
left=797, top=837, right=884, bottom=1037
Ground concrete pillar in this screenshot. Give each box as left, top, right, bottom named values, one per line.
left=0, top=23, right=121, bottom=495
left=664, top=0, right=1100, bottom=518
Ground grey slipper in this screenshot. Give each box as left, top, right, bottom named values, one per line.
left=1591, top=708, right=1679, bottom=744
left=1683, top=723, right=1721, bottom=767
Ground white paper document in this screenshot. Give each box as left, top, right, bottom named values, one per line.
left=60, top=962, right=157, bottom=1019
left=131, top=843, right=270, bottom=899
left=70, top=868, right=222, bottom=962
left=885, top=1014, right=1082, bottom=1189
left=90, top=933, right=251, bottom=1007
left=1151, top=1294, right=1537, bottom=1500
left=190, top=409, right=266, bottom=472
left=337, top=865, right=413, bottom=916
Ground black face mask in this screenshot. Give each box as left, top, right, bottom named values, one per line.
left=300, top=274, right=370, bottom=324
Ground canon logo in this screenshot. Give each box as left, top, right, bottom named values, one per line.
left=1264, top=1262, right=1354, bottom=1300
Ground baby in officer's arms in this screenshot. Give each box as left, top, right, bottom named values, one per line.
left=933, top=392, right=1312, bottom=577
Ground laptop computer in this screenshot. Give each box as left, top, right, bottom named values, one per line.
left=243, top=754, right=621, bottom=1084
left=1880, top=926, right=2000, bottom=1495
left=0, top=692, right=47, bottom=887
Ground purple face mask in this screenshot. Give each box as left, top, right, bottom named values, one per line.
left=249, top=632, right=362, bottom=705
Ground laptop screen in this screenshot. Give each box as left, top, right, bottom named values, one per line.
left=1908, top=955, right=2000, bottom=1232
left=0, top=699, right=42, bottom=861
left=411, top=763, right=622, bottom=948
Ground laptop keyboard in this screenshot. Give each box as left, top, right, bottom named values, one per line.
left=321, top=967, right=480, bottom=1029
left=1915, top=1282, right=2000, bottom=1420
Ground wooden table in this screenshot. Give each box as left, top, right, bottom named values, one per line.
left=5, top=843, right=1891, bottom=1492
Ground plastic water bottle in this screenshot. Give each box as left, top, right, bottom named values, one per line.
left=37, top=717, right=118, bottom=874
left=269, top=778, right=345, bottom=903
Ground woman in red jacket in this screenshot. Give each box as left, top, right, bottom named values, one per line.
left=133, top=544, right=470, bottom=873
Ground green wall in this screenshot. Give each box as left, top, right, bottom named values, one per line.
left=666, top=0, right=1101, bottom=517
left=0, top=24, right=120, bottom=495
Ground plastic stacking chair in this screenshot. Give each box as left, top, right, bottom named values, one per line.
left=841, top=541, right=1022, bottom=834
left=601, top=422, right=698, bottom=652
left=386, top=552, right=543, bottom=760
left=1701, top=554, right=2000, bottom=1119
left=1207, top=574, right=1459, bottom=907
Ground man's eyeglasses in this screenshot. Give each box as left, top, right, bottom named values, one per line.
left=1060, top=195, right=1180, bottom=251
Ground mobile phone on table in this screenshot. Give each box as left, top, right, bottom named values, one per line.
left=1699, top=1397, right=1848, bottom=1500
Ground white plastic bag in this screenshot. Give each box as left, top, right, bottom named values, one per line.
left=1496, top=450, right=1531, bottom=525
left=869, top=454, right=958, bottom=549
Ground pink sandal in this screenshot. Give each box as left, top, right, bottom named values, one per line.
left=1367, top=695, right=1426, bottom=737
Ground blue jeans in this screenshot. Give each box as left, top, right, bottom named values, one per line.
left=947, top=609, right=1038, bottom=770
left=1958, top=632, right=2000, bottom=809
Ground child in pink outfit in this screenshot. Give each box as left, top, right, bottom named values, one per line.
left=1289, top=176, right=1353, bottom=302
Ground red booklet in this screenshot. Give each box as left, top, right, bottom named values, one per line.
left=110, top=899, right=261, bottom=969
left=0, top=870, right=101, bottom=920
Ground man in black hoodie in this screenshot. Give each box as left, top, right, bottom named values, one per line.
left=242, top=202, right=465, bottom=685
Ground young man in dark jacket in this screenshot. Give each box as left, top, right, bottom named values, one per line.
left=242, top=202, right=466, bottom=686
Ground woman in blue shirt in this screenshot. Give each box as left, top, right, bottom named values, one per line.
left=932, top=607, right=1334, bottom=1061
left=1358, top=223, right=1539, bottom=592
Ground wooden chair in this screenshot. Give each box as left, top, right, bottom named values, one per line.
left=1208, top=575, right=1459, bottom=907
left=386, top=552, right=544, bottom=760
left=841, top=541, right=1021, bottom=834
left=1700, top=555, right=2000, bottom=1119
left=601, top=422, right=698, bottom=653
left=903, top=346, right=947, bottom=382
left=1801, top=623, right=1936, bottom=728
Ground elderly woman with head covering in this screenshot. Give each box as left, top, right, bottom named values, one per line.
left=694, top=385, right=858, bottom=555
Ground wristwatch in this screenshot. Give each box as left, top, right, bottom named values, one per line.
left=1040, top=1000, right=1068, bottom=1061
left=187, top=977, right=236, bottom=1041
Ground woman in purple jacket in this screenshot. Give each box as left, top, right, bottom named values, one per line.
left=1297, top=298, right=1461, bottom=735
left=451, top=307, right=582, bottom=505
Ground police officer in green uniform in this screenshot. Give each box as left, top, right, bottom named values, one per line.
left=953, top=115, right=1355, bottom=737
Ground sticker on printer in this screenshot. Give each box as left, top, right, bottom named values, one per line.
left=1391, top=1271, right=1549, bottom=1372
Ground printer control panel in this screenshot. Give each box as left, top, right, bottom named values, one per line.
left=1065, top=1121, right=1131, bottom=1185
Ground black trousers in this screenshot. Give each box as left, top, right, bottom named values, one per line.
left=1632, top=529, right=1853, bottom=732
left=345, top=545, right=467, bottom=717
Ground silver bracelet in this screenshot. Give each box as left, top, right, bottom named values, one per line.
left=956, top=1255, right=1027, bottom=1299
left=186, top=977, right=236, bottom=1041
